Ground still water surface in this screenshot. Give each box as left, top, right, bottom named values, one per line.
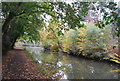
left=26, top=47, right=119, bottom=79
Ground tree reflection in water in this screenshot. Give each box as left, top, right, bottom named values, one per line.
left=26, top=47, right=119, bottom=79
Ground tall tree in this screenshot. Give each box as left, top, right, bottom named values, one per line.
left=2, top=2, right=55, bottom=53
left=95, top=2, right=120, bottom=55
left=2, top=2, right=90, bottom=54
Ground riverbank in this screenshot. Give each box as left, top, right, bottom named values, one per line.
left=67, top=53, right=120, bottom=65
left=55, top=47, right=120, bottom=64
left=25, top=47, right=119, bottom=79
left=2, top=47, right=119, bottom=80
left=2, top=49, right=50, bottom=80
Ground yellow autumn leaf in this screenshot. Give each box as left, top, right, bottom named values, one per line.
left=110, top=69, right=120, bottom=72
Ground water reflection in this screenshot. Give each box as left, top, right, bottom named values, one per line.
left=26, top=47, right=119, bottom=79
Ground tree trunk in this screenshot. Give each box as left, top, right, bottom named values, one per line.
left=2, top=12, right=15, bottom=34
left=11, top=38, right=16, bottom=49
left=2, top=34, right=11, bottom=55
left=118, top=36, right=120, bottom=56
left=11, top=33, right=20, bottom=49
left=2, top=3, right=24, bottom=54
left=2, top=11, right=18, bottom=54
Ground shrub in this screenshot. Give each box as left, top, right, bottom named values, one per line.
left=39, top=29, right=59, bottom=51
left=76, top=28, right=87, bottom=55
left=82, top=23, right=108, bottom=58
left=61, top=22, right=110, bottom=58
left=62, top=29, right=79, bottom=54
left=39, top=20, right=65, bottom=51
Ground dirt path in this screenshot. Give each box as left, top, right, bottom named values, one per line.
left=2, top=49, right=50, bottom=80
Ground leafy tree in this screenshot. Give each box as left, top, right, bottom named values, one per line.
left=83, top=23, right=108, bottom=58
left=62, top=29, right=79, bottom=54
left=39, top=20, right=64, bottom=51
left=94, top=2, right=120, bottom=55
left=2, top=2, right=55, bottom=53
left=2, top=2, right=91, bottom=53
left=53, top=2, right=90, bottom=29
left=76, top=28, right=87, bottom=55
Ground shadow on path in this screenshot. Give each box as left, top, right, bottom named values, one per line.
left=2, top=49, right=49, bottom=80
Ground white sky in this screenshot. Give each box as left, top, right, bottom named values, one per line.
left=114, top=0, right=120, bottom=2
left=0, top=0, right=120, bottom=2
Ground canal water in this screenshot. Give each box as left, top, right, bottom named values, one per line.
left=26, top=47, right=119, bottom=79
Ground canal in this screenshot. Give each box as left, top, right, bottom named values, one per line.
left=26, top=47, right=119, bottom=79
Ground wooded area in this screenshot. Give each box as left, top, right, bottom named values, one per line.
left=1, top=1, right=120, bottom=80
